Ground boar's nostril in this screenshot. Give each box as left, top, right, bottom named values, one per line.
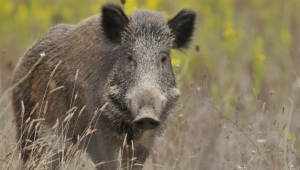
left=133, top=118, right=161, bottom=130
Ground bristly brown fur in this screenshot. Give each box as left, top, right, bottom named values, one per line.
left=11, top=3, right=196, bottom=170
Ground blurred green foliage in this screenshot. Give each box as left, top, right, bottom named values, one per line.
left=1, top=0, right=300, bottom=117
left=1, top=1, right=300, bottom=167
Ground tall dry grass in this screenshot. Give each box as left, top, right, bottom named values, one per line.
left=1, top=56, right=300, bottom=169
left=1, top=0, right=300, bottom=169
left=0, top=61, right=144, bottom=170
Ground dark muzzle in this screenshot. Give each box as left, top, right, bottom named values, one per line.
left=133, top=115, right=161, bottom=130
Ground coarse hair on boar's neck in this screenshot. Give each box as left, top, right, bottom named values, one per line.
left=11, top=3, right=196, bottom=170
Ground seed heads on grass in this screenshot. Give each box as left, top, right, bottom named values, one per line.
left=52, top=119, right=59, bottom=130
left=49, top=86, right=64, bottom=94
left=78, top=105, right=86, bottom=118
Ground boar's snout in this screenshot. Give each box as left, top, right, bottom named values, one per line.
left=133, top=107, right=161, bottom=130
left=133, top=114, right=161, bottom=130
left=127, top=86, right=166, bottom=130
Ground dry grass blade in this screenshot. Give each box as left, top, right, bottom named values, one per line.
left=209, top=100, right=268, bottom=166
left=94, top=161, right=105, bottom=168
left=49, top=86, right=64, bottom=94
left=0, top=56, right=44, bottom=106
left=78, top=105, right=86, bottom=118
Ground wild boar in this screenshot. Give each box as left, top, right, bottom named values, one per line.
left=11, top=3, right=196, bottom=170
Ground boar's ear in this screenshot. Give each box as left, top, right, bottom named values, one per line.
left=101, top=4, right=129, bottom=43
left=168, top=9, right=196, bottom=49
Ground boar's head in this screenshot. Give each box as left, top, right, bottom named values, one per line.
left=102, top=4, right=196, bottom=130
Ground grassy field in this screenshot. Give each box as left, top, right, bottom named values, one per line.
left=1, top=0, right=300, bottom=169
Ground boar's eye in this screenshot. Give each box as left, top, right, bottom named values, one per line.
left=161, top=53, right=169, bottom=64
left=126, top=54, right=136, bottom=68
left=128, top=55, right=133, bottom=62
left=126, top=52, right=133, bottom=62
left=161, top=56, right=167, bottom=63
